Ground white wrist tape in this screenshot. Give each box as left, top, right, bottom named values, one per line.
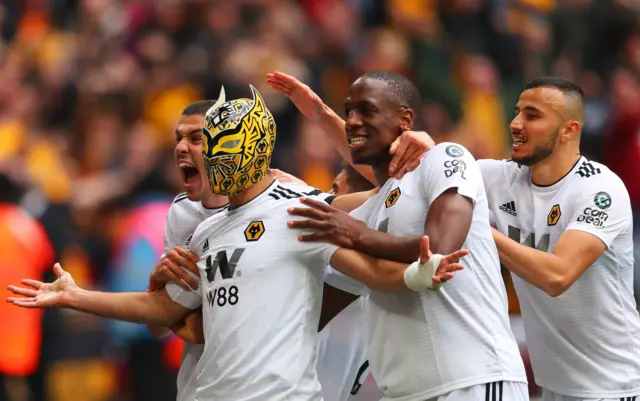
left=403, top=254, right=444, bottom=292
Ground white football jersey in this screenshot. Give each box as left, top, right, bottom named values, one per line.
left=163, top=193, right=228, bottom=401
left=481, top=157, right=640, bottom=398
left=315, top=296, right=384, bottom=401
left=329, top=143, right=527, bottom=401
left=167, top=181, right=339, bottom=401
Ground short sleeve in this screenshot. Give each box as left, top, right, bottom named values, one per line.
left=288, top=201, right=339, bottom=267
left=162, top=209, right=177, bottom=257
left=565, top=175, right=632, bottom=248
left=294, top=235, right=340, bottom=268
left=323, top=265, right=369, bottom=296
left=165, top=281, right=202, bottom=310
left=477, top=159, right=505, bottom=195
left=165, top=222, right=205, bottom=310
left=420, top=143, right=481, bottom=206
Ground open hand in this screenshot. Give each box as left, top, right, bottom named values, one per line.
left=389, top=131, right=436, bottom=179
left=7, top=263, right=77, bottom=308
left=418, top=236, right=468, bottom=286
left=287, top=197, right=366, bottom=248
left=149, top=247, right=200, bottom=292
left=266, top=71, right=326, bottom=120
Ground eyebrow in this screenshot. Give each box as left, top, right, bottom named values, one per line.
left=175, top=127, right=203, bottom=136
left=515, top=105, right=543, bottom=113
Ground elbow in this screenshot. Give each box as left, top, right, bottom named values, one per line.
left=544, top=275, right=571, bottom=297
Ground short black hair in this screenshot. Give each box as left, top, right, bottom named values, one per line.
left=181, top=100, right=217, bottom=116
left=359, top=70, right=424, bottom=129
left=524, top=76, right=584, bottom=99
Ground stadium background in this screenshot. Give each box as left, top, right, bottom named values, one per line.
left=0, top=0, right=639, bottom=400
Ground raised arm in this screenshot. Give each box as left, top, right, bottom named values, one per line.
left=7, top=263, right=191, bottom=327
left=266, top=71, right=434, bottom=180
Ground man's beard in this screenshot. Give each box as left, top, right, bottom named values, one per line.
left=512, top=130, right=558, bottom=166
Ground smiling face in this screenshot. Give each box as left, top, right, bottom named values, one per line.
left=174, top=113, right=208, bottom=201
left=510, top=87, right=573, bottom=166
left=344, top=77, right=410, bottom=166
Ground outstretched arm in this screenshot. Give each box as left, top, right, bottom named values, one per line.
left=329, top=236, right=467, bottom=292
left=7, top=263, right=191, bottom=327
left=267, top=71, right=435, bottom=180
left=289, top=189, right=473, bottom=264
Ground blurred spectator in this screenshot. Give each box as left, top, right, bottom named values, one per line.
left=0, top=1, right=639, bottom=399
left=0, top=174, right=54, bottom=401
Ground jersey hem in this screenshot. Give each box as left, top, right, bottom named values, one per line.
left=539, top=382, right=640, bottom=399
left=380, top=374, right=528, bottom=401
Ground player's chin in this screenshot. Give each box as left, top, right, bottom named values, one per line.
left=510, top=147, right=528, bottom=163
left=349, top=147, right=373, bottom=166
left=184, top=178, right=204, bottom=201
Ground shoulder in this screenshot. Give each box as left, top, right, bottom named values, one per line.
left=421, top=142, right=476, bottom=164
left=572, top=159, right=623, bottom=186
left=570, top=159, right=630, bottom=204
left=477, top=158, right=522, bottom=176
left=271, top=181, right=325, bottom=198
left=172, top=192, right=189, bottom=204
left=268, top=181, right=333, bottom=203
left=168, top=194, right=199, bottom=217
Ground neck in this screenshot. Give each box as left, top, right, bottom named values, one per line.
left=228, top=175, right=275, bottom=208
left=201, top=192, right=228, bottom=209
left=372, top=156, right=392, bottom=186
left=530, top=147, right=581, bottom=186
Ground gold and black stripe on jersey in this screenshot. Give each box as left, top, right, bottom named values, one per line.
left=267, top=185, right=335, bottom=205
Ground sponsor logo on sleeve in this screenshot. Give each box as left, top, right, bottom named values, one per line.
left=443, top=159, right=467, bottom=179
left=577, top=207, right=608, bottom=227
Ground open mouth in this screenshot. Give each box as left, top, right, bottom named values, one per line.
left=348, top=134, right=367, bottom=147
left=511, top=133, right=526, bottom=149
left=179, top=162, right=200, bottom=189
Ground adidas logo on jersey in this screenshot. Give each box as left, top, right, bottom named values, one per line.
left=499, top=201, right=517, bottom=216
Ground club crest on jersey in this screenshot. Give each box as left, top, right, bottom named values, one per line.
left=244, top=221, right=265, bottom=241
left=594, top=192, right=611, bottom=209
left=385, top=188, right=401, bottom=208
left=547, top=204, right=561, bottom=226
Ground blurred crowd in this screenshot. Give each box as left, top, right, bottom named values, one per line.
left=0, top=0, right=639, bottom=400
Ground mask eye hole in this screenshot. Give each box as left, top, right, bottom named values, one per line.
left=220, top=139, right=241, bottom=149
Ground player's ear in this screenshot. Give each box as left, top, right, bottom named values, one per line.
left=399, top=108, right=414, bottom=132
left=560, top=120, right=581, bottom=142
